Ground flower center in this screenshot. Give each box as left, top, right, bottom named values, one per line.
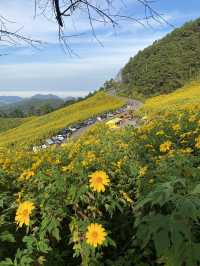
left=92, top=231, right=98, bottom=239
left=22, top=209, right=29, bottom=217
left=95, top=176, right=103, bottom=184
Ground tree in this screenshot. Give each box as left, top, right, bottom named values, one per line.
left=0, top=0, right=170, bottom=53
left=9, top=108, right=24, bottom=118
left=41, top=104, right=54, bottom=115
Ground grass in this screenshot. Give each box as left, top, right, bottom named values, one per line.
left=0, top=92, right=125, bottom=148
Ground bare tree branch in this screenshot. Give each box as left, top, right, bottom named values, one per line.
left=49, top=0, right=172, bottom=50
left=0, top=0, right=172, bottom=55
left=0, top=12, right=42, bottom=53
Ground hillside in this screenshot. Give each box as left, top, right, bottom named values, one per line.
left=140, top=80, right=200, bottom=115
left=112, top=18, right=200, bottom=97
left=0, top=94, right=65, bottom=117
left=0, top=92, right=124, bottom=148
left=0, top=117, right=32, bottom=133
left=2, top=80, right=200, bottom=265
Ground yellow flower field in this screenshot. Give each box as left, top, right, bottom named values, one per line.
left=0, top=92, right=124, bottom=148
left=0, top=117, right=33, bottom=133
left=140, top=81, right=200, bottom=116
left=2, top=81, right=200, bottom=265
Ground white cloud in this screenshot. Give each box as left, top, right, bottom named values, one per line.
left=1, top=0, right=193, bottom=97
left=0, top=0, right=174, bottom=44
left=0, top=31, right=166, bottom=97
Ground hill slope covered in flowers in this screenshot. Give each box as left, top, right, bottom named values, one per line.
left=140, top=81, right=200, bottom=115
left=1, top=82, right=200, bottom=265
left=0, top=92, right=124, bottom=149
left=0, top=117, right=32, bottom=133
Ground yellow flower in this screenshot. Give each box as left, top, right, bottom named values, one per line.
left=85, top=223, right=107, bottom=248
left=19, top=170, right=35, bottom=181
left=189, top=115, right=196, bottom=122
left=172, top=124, right=181, bottom=131
left=62, top=162, right=74, bottom=172
left=116, top=159, right=123, bottom=169
left=89, top=171, right=110, bottom=192
left=139, top=166, right=148, bottom=177
left=195, top=136, right=200, bottom=149
left=160, top=141, right=172, bottom=153
left=180, top=132, right=193, bottom=139
left=31, top=159, right=42, bottom=171
left=118, top=143, right=128, bottom=149
left=180, top=147, right=193, bottom=154
left=82, top=151, right=96, bottom=167
left=120, top=191, right=133, bottom=204
left=15, top=201, right=35, bottom=227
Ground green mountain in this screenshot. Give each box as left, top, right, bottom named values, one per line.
left=0, top=94, right=65, bottom=117
left=107, top=18, right=200, bottom=98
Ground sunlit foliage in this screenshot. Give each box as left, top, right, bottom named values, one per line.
left=1, top=82, right=200, bottom=265
left=0, top=92, right=124, bottom=149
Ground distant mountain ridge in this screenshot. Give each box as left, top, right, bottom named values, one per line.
left=0, top=94, right=63, bottom=106
left=31, top=94, right=61, bottom=100
left=0, top=96, right=22, bottom=106
left=0, top=94, right=67, bottom=117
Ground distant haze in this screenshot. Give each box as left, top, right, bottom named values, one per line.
left=0, top=90, right=90, bottom=98
left=0, top=94, right=77, bottom=107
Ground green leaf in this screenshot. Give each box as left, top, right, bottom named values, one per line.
left=191, top=184, right=200, bottom=194
left=52, top=227, right=60, bottom=241
left=153, top=229, right=170, bottom=257
left=0, top=231, right=15, bottom=243
left=0, top=258, right=13, bottom=266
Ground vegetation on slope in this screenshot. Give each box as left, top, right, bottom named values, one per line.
left=0, top=117, right=33, bottom=133
left=0, top=92, right=125, bottom=148
left=0, top=96, right=65, bottom=118
left=1, top=82, right=200, bottom=265
left=119, top=18, right=200, bottom=97
left=140, top=81, right=200, bottom=115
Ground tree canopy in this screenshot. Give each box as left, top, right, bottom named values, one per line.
left=120, top=18, right=200, bottom=97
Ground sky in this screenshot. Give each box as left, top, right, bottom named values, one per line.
left=0, top=0, right=200, bottom=98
